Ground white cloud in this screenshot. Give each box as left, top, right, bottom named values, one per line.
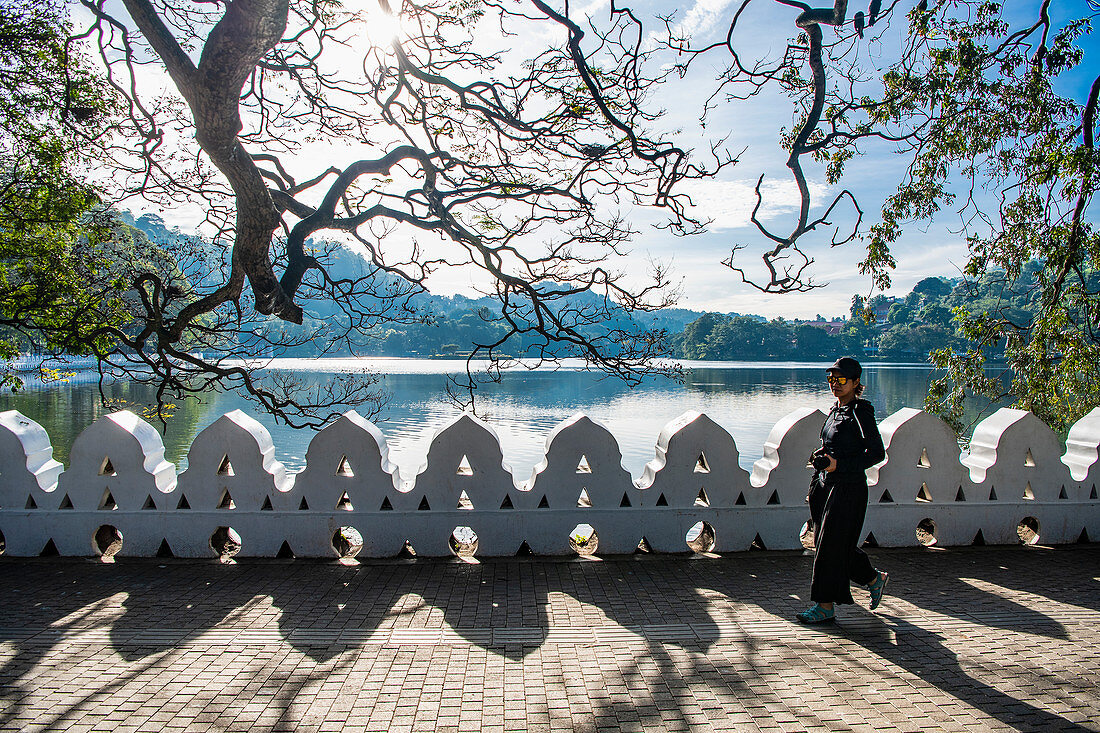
left=675, top=177, right=830, bottom=231
left=672, top=0, right=739, bottom=39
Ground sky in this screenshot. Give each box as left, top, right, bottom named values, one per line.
left=94, top=0, right=1100, bottom=320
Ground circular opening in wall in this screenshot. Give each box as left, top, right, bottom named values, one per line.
left=93, top=525, right=123, bottom=561
left=916, top=518, right=937, bottom=547
left=332, top=526, right=364, bottom=559
left=686, top=521, right=716, bottom=553
left=210, top=526, right=242, bottom=560
left=450, top=526, right=478, bottom=557
left=799, top=521, right=815, bottom=551
left=569, top=523, right=599, bottom=555
left=1017, top=516, right=1040, bottom=545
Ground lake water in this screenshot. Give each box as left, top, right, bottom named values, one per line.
left=1, top=359, right=970, bottom=479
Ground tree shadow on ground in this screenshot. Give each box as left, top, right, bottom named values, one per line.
left=732, top=544, right=1099, bottom=732
left=0, top=558, right=357, bottom=730
left=2, top=545, right=1097, bottom=731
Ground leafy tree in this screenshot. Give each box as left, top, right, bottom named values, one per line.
left=629, top=0, right=1098, bottom=430
left=0, top=1, right=125, bottom=387
left=793, top=322, right=835, bottom=358
left=886, top=302, right=913, bottom=326
left=919, top=302, right=954, bottom=328
left=912, top=276, right=952, bottom=301
left=849, top=294, right=866, bottom=321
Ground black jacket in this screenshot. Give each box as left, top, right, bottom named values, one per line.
left=820, top=398, right=885, bottom=480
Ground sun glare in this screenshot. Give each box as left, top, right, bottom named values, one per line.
left=343, top=0, right=405, bottom=47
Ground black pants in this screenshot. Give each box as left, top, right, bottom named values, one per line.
left=808, top=472, right=877, bottom=604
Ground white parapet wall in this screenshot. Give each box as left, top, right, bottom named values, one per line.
left=0, top=406, right=1097, bottom=559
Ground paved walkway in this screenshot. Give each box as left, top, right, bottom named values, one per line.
left=1, top=545, right=1099, bottom=732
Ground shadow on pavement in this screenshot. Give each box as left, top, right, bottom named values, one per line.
left=1, top=544, right=1098, bottom=731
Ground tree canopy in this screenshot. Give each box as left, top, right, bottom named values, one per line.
left=0, top=0, right=122, bottom=386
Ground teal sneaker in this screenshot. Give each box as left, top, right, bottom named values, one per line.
left=795, top=604, right=835, bottom=624
left=868, top=571, right=889, bottom=611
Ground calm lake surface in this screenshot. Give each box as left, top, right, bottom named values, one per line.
left=2, top=359, right=974, bottom=478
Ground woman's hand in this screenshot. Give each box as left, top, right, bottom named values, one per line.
left=825, top=454, right=837, bottom=473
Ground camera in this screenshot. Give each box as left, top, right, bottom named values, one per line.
left=810, top=449, right=831, bottom=471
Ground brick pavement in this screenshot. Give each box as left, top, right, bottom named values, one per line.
left=1, top=545, right=1099, bottom=732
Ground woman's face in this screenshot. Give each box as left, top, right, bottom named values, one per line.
left=827, top=372, right=858, bottom=404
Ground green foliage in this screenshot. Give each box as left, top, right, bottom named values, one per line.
left=862, top=2, right=1099, bottom=431
left=0, top=0, right=126, bottom=384
left=674, top=314, right=852, bottom=361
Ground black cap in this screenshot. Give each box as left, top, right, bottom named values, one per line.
left=827, top=357, right=862, bottom=380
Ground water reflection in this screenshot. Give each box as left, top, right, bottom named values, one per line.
left=1, top=360, right=976, bottom=477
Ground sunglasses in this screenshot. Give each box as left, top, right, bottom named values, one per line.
left=826, top=375, right=850, bottom=386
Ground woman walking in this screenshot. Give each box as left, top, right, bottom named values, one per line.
left=797, top=357, right=889, bottom=624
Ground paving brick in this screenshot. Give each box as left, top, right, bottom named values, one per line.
left=2, top=546, right=1100, bottom=731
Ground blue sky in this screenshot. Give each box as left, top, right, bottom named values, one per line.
left=600, top=0, right=1100, bottom=318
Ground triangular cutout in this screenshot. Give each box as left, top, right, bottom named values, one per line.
left=335, top=455, right=354, bottom=477
left=879, top=489, right=894, bottom=503
left=635, top=536, right=652, bottom=554
left=156, top=539, right=174, bottom=557
left=620, top=492, right=632, bottom=507
left=917, top=448, right=931, bottom=468
left=576, top=455, right=592, bottom=474
left=456, top=455, right=473, bottom=476
left=1091, top=485, right=1097, bottom=500
left=457, top=490, right=473, bottom=510
left=142, top=495, right=157, bottom=510
left=418, top=496, right=431, bottom=511
left=337, top=492, right=354, bottom=511
left=380, top=497, right=394, bottom=511
left=500, top=494, right=514, bottom=509
left=655, top=493, right=668, bottom=507
left=217, top=489, right=235, bottom=510
left=916, top=483, right=932, bottom=503
left=750, top=533, right=767, bottom=551
left=694, top=488, right=710, bottom=507
left=260, top=496, right=274, bottom=511
left=58, top=494, right=73, bottom=510
left=276, top=541, right=295, bottom=559
left=734, top=491, right=746, bottom=506
left=515, top=541, right=534, bottom=556
left=1078, top=528, right=1091, bottom=544
left=537, top=494, right=550, bottom=508
left=25, top=495, right=38, bottom=510
left=99, top=457, right=116, bottom=476
left=989, top=486, right=998, bottom=501
left=298, top=497, right=310, bottom=510
left=217, top=454, right=234, bottom=476
left=176, top=494, right=191, bottom=510
left=1024, top=448, right=1036, bottom=467
left=398, top=540, right=417, bottom=558
left=40, top=538, right=59, bottom=556
left=577, top=488, right=592, bottom=507
left=694, top=453, right=710, bottom=473
left=1058, top=485, right=1069, bottom=500
left=954, top=487, right=966, bottom=502
left=766, top=490, right=781, bottom=505
left=862, top=531, right=879, bottom=548
left=99, top=489, right=117, bottom=511
left=1023, top=482, right=1035, bottom=500
left=972, top=529, right=986, bottom=546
